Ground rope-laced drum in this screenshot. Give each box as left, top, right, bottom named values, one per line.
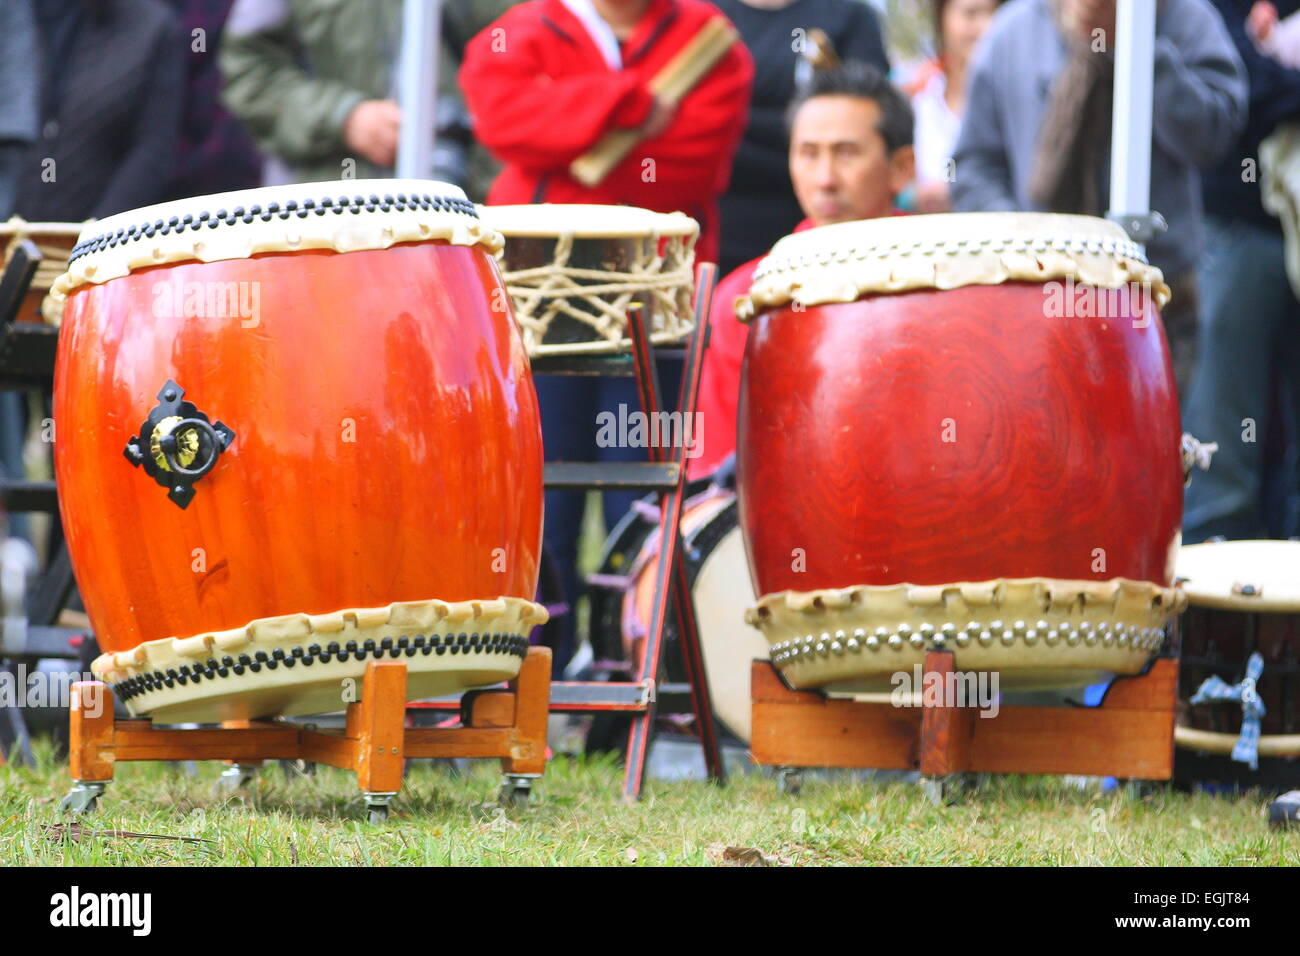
left=51, top=180, right=547, bottom=723
left=735, top=212, right=1187, bottom=692
left=1, top=217, right=85, bottom=323
left=1174, top=540, right=1300, bottom=780
left=481, top=204, right=697, bottom=356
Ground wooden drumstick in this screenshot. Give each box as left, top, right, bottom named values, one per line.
left=803, top=28, right=840, bottom=71
left=569, top=17, right=739, bottom=187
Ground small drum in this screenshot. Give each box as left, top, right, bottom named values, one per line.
left=590, top=479, right=764, bottom=742
left=1, top=218, right=84, bottom=323
left=1175, top=540, right=1300, bottom=782
left=736, top=213, right=1187, bottom=692
left=481, top=204, right=697, bottom=356
left=52, top=180, right=547, bottom=723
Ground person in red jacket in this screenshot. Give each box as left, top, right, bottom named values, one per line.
left=459, top=0, right=754, bottom=264
left=691, top=63, right=916, bottom=478
left=461, top=0, right=753, bottom=671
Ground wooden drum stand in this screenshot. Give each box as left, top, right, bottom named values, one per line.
left=62, top=648, right=552, bottom=822
left=751, top=650, right=1179, bottom=802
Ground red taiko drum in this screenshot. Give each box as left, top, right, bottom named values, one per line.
left=735, top=213, right=1187, bottom=691
left=52, top=181, right=546, bottom=722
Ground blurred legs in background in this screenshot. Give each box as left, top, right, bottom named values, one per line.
left=1184, top=215, right=1300, bottom=542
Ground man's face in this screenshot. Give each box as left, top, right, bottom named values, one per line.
left=789, top=95, right=915, bottom=227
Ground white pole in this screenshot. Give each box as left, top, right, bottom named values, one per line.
left=397, top=0, right=441, bottom=180
left=1108, top=0, right=1159, bottom=250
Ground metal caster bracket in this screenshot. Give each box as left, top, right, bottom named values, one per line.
left=777, top=767, right=803, bottom=796
left=60, top=781, right=106, bottom=815
left=364, top=791, right=396, bottom=824
left=921, top=775, right=965, bottom=806
left=217, top=763, right=259, bottom=793
left=499, top=774, right=537, bottom=809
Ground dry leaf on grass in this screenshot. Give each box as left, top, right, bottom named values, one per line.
left=42, top=823, right=214, bottom=844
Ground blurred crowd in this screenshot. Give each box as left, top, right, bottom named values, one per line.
left=1, top=0, right=1299, bottom=576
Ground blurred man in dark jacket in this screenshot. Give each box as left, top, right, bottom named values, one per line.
left=712, top=0, right=889, bottom=274
left=9, top=0, right=185, bottom=222
left=0, top=1, right=40, bottom=221
left=952, top=0, right=1248, bottom=398
left=1183, top=0, right=1300, bottom=540
left=162, top=0, right=263, bottom=200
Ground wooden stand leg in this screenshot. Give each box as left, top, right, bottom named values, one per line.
left=919, top=651, right=975, bottom=804
left=217, top=718, right=264, bottom=790
left=349, top=661, right=407, bottom=816
left=919, top=651, right=975, bottom=777
left=499, top=647, right=552, bottom=808
left=63, top=680, right=114, bottom=813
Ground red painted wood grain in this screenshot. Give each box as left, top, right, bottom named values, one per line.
left=737, top=282, right=1182, bottom=594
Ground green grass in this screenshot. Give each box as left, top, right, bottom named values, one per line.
left=1, top=741, right=1296, bottom=865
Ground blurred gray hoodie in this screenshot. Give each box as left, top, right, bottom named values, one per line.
left=952, top=0, right=1247, bottom=278
left=0, top=0, right=40, bottom=219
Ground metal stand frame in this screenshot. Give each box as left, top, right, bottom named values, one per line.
left=408, top=264, right=727, bottom=799
left=0, top=240, right=93, bottom=766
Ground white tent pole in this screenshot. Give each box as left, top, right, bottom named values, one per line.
left=1108, top=0, right=1160, bottom=250
left=397, top=0, right=441, bottom=180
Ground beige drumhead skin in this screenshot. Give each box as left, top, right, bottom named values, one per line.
left=693, top=524, right=764, bottom=743
left=52, top=179, right=499, bottom=297
left=479, top=204, right=698, bottom=238
left=91, top=597, right=547, bottom=724
left=1176, top=539, right=1300, bottom=612
left=751, top=577, right=1183, bottom=692
left=735, top=211, right=1170, bottom=320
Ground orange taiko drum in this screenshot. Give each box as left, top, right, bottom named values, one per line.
left=51, top=181, right=546, bottom=723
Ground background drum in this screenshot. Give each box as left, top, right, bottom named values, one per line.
left=52, top=181, right=546, bottom=724
left=1175, top=539, right=1300, bottom=789
left=481, top=204, right=697, bottom=356
left=587, top=471, right=764, bottom=745
left=1, top=218, right=83, bottom=323
left=736, top=213, right=1186, bottom=692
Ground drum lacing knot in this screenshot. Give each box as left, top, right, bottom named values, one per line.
left=1190, top=652, right=1266, bottom=769
left=1181, top=433, right=1218, bottom=487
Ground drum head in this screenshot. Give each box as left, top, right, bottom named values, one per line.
left=1176, top=540, right=1300, bottom=613
left=588, top=484, right=765, bottom=744
left=478, top=204, right=698, bottom=239
left=691, top=512, right=764, bottom=742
